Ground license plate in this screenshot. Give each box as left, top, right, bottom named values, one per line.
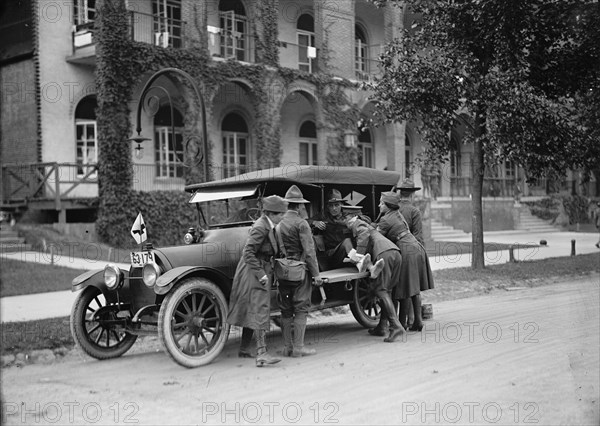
left=130, top=251, right=155, bottom=267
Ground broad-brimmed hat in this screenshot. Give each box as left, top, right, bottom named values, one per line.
left=327, top=189, right=344, bottom=203
left=262, top=195, right=288, bottom=213
left=396, top=178, right=421, bottom=192
left=284, top=185, right=310, bottom=203
left=380, top=191, right=399, bottom=207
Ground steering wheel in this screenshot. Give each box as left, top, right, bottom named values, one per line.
left=246, top=208, right=261, bottom=221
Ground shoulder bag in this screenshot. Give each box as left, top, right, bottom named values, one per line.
left=273, top=226, right=307, bottom=282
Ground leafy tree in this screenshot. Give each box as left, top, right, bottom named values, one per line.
left=369, top=0, right=599, bottom=268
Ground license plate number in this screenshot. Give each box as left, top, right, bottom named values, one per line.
left=130, top=251, right=155, bottom=267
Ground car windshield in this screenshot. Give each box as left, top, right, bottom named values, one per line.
left=202, top=197, right=260, bottom=226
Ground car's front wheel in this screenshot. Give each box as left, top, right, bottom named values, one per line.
left=349, top=278, right=380, bottom=328
left=158, top=277, right=230, bottom=368
left=70, top=286, right=137, bottom=360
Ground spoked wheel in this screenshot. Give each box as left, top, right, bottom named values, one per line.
left=158, top=277, right=230, bottom=368
left=349, top=277, right=380, bottom=328
left=70, top=286, right=137, bottom=360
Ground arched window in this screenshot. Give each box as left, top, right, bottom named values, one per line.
left=219, top=0, right=249, bottom=61
left=299, top=120, right=317, bottom=165
left=358, top=126, right=373, bottom=168
left=75, top=95, right=97, bottom=177
left=222, top=112, right=250, bottom=177
left=355, top=24, right=369, bottom=80
left=297, top=13, right=315, bottom=72
left=154, top=106, right=184, bottom=178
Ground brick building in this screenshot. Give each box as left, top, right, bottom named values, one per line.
left=1, top=0, right=595, bottom=225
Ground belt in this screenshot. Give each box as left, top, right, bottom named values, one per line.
left=396, top=231, right=410, bottom=241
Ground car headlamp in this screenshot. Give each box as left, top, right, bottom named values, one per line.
left=142, top=262, right=161, bottom=287
left=183, top=232, right=195, bottom=245
left=104, top=264, right=122, bottom=290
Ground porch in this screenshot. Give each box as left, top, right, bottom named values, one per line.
left=1, top=163, right=185, bottom=223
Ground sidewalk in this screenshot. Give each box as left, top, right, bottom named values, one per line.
left=1, top=231, right=598, bottom=323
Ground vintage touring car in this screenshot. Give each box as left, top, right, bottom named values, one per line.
left=70, top=166, right=403, bottom=367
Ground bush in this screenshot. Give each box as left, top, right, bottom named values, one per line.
left=525, top=195, right=592, bottom=225
left=97, top=190, right=198, bottom=248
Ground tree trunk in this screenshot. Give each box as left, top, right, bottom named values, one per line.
left=471, top=114, right=485, bottom=269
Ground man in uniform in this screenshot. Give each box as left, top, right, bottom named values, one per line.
left=309, top=189, right=354, bottom=270
left=277, top=185, right=323, bottom=357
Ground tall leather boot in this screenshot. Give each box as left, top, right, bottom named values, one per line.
left=377, top=291, right=405, bottom=343
left=409, top=294, right=423, bottom=331
left=255, top=329, right=281, bottom=367
left=292, top=312, right=316, bottom=357
left=407, top=298, right=415, bottom=327
left=281, top=317, right=294, bottom=357
left=398, top=299, right=411, bottom=329
left=368, top=300, right=389, bottom=336
left=238, top=327, right=254, bottom=358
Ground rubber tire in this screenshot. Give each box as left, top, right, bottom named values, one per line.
left=349, top=278, right=380, bottom=328
left=70, top=286, right=137, bottom=360
left=158, top=277, right=230, bottom=368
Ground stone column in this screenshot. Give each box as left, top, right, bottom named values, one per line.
left=385, top=121, right=406, bottom=173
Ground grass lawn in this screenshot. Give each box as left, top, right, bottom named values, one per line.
left=1, top=317, right=72, bottom=355
left=0, top=258, right=87, bottom=297
left=1, top=253, right=598, bottom=357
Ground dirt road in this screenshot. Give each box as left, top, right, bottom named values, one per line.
left=2, top=274, right=598, bottom=425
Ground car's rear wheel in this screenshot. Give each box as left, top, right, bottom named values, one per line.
left=158, top=277, right=230, bottom=368
left=349, top=278, right=380, bottom=328
left=70, top=286, right=137, bottom=360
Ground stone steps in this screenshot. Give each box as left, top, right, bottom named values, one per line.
left=0, top=227, right=32, bottom=252
left=516, top=210, right=561, bottom=233
left=430, top=220, right=469, bottom=241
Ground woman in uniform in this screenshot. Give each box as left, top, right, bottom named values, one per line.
left=377, top=191, right=434, bottom=331
left=227, top=195, right=288, bottom=367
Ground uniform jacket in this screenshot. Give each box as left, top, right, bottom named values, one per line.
left=308, top=211, right=351, bottom=251
left=347, top=216, right=399, bottom=259
left=277, top=210, right=320, bottom=278
left=398, top=200, right=424, bottom=245
left=227, top=215, right=277, bottom=330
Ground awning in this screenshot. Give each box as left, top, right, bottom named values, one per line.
left=188, top=186, right=259, bottom=203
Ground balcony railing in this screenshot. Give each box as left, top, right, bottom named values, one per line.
left=129, top=11, right=186, bottom=49
left=354, top=44, right=384, bottom=82
left=449, top=177, right=519, bottom=198
left=1, top=163, right=99, bottom=209
left=71, top=11, right=187, bottom=54
left=132, top=164, right=185, bottom=192
left=72, top=21, right=95, bottom=50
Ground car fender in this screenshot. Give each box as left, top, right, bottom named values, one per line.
left=71, top=268, right=127, bottom=304
left=154, top=266, right=229, bottom=296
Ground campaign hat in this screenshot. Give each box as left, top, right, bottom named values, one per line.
left=262, top=195, right=288, bottom=213
left=284, top=185, right=310, bottom=203
left=327, top=189, right=344, bottom=203
left=396, top=178, right=421, bottom=192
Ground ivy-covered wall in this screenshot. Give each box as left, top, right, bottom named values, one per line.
left=95, top=0, right=361, bottom=247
